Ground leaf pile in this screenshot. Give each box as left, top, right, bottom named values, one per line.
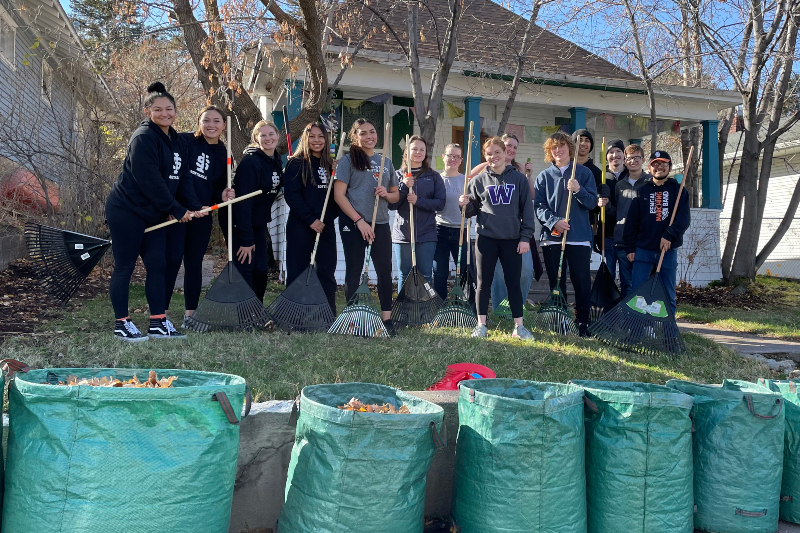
left=48, top=370, right=178, bottom=388
left=676, top=281, right=778, bottom=310
left=337, top=397, right=411, bottom=414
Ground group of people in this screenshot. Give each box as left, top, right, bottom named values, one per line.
left=106, top=81, right=690, bottom=342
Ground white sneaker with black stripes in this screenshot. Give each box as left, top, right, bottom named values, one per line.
left=114, top=319, right=148, bottom=343
left=148, top=317, right=187, bottom=339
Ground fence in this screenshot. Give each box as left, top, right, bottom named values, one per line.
left=719, top=218, right=800, bottom=279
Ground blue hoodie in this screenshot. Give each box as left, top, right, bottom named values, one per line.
left=389, top=167, right=446, bottom=243
left=533, top=162, right=598, bottom=244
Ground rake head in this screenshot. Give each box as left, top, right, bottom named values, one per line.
left=184, top=262, right=269, bottom=332
left=492, top=299, right=530, bottom=321
left=589, top=274, right=686, bottom=356
left=430, top=285, right=477, bottom=330
left=265, top=265, right=335, bottom=333
left=24, top=222, right=111, bottom=302
left=391, top=267, right=443, bottom=328
left=532, top=289, right=578, bottom=335
left=589, top=262, right=622, bottom=323
left=328, top=279, right=389, bottom=338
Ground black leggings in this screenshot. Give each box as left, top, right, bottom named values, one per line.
left=475, top=235, right=523, bottom=318
left=285, top=214, right=338, bottom=314
left=106, top=199, right=167, bottom=319
left=234, top=227, right=270, bottom=302
left=164, top=215, right=213, bottom=311
left=339, top=218, right=393, bottom=312
left=542, top=244, right=592, bottom=324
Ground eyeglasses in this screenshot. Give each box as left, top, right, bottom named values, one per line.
left=625, top=156, right=643, bottom=162
left=650, top=160, right=670, bottom=167
left=444, top=154, right=462, bottom=160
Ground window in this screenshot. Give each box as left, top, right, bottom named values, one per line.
left=0, top=14, right=14, bottom=67
left=41, top=60, right=52, bottom=99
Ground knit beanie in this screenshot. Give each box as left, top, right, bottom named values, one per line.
left=606, top=139, right=625, bottom=155
left=571, top=128, right=594, bottom=152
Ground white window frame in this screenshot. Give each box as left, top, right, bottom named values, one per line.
left=41, top=59, right=52, bottom=100
left=0, top=8, right=15, bottom=69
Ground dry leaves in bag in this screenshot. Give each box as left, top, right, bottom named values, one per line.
left=46, top=370, right=178, bottom=388
left=337, top=397, right=411, bottom=414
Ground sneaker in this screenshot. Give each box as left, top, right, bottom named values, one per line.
left=148, top=318, right=187, bottom=339
left=114, top=319, right=148, bottom=343
left=579, top=323, right=590, bottom=338
left=471, top=324, right=488, bottom=338
left=382, top=319, right=397, bottom=338
left=512, top=324, right=534, bottom=340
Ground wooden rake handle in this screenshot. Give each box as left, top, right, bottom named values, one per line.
left=560, top=160, right=578, bottom=251
left=310, top=131, right=347, bottom=267
left=655, top=146, right=693, bottom=273
left=362, top=122, right=391, bottom=277
left=144, top=190, right=262, bottom=233
left=455, top=121, right=474, bottom=277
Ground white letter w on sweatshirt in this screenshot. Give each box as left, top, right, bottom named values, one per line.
left=487, top=184, right=515, bottom=205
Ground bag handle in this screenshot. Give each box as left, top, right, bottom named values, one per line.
left=745, top=395, right=782, bottom=420
left=583, top=396, right=599, bottom=413
left=0, top=359, right=30, bottom=379
left=288, top=395, right=301, bottom=427
left=735, top=508, right=768, bottom=517
left=213, top=387, right=252, bottom=425
left=430, top=420, right=447, bottom=450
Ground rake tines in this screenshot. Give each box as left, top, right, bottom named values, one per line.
left=589, top=262, right=622, bottom=323
left=532, top=290, right=578, bottom=335
left=328, top=281, right=389, bottom=338
left=265, top=266, right=335, bottom=333
left=391, top=267, right=443, bottom=328
left=431, top=285, right=477, bottom=329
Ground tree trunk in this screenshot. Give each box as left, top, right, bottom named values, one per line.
left=622, top=0, right=657, bottom=150
left=721, top=177, right=744, bottom=280
left=728, top=138, right=761, bottom=281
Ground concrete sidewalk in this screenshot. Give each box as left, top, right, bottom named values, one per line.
left=678, top=321, right=800, bottom=357
left=779, top=522, right=800, bottom=533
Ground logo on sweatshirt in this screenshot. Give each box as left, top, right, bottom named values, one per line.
left=649, top=190, right=670, bottom=221
left=318, top=167, right=328, bottom=187
left=190, top=153, right=210, bottom=179
left=271, top=171, right=281, bottom=190
left=487, top=184, right=515, bottom=205
left=170, top=153, right=182, bottom=179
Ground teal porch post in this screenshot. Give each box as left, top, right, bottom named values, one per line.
left=701, top=119, right=722, bottom=209
left=629, top=138, right=642, bottom=146
left=463, top=96, right=482, bottom=171
left=569, top=107, right=587, bottom=132
left=285, top=80, right=303, bottom=120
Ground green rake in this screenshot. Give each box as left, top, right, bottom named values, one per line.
left=328, top=123, right=391, bottom=338
left=431, top=121, right=478, bottom=330
left=533, top=161, right=578, bottom=336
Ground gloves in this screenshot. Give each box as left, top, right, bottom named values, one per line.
left=598, top=183, right=611, bottom=198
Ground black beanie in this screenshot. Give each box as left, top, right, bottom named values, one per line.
left=607, top=139, right=625, bottom=155
left=572, top=129, right=594, bottom=152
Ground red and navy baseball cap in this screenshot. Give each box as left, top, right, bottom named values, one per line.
left=649, top=150, right=672, bottom=164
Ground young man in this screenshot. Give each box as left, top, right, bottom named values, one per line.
left=596, top=139, right=628, bottom=277
left=623, top=150, right=690, bottom=315
left=603, top=144, right=650, bottom=296
left=572, top=129, right=602, bottom=184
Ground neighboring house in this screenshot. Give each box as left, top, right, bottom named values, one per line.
left=244, top=0, right=739, bottom=286
left=0, top=0, right=116, bottom=200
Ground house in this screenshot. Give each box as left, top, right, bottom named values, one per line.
left=0, top=0, right=117, bottom=207
left=244, top=0, right=739, bottom=287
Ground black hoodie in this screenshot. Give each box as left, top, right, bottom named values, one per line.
left=623, top=178, right=690, bottom=254
left=283, top=154, right=339, bottom=226
left=179, top=133, right=228, bottom=209
left=233, top=146, right=283, bottom=247
left=108, top=120, right=188, bottom=224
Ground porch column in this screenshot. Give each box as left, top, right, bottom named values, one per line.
left=569, top=107, right=587, bottom=132
left=463, top=96, right=482, bottom=171
left=629, top=138, right=642, bottom=146
left=285, top=80, right=303, bottom=119
left=701, top=119, right=722, bottom=209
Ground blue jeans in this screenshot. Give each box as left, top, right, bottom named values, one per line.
left=433, top=225, right=470, bottom=298
left=604, top=237, right=617, bottom=279
left=615, top=246, right=634, bottom=297
left=631, top=247, right=678, bottom=315
left=491, top=249, right=533, bottom=311
left=394, top=241, right=436, bottom=292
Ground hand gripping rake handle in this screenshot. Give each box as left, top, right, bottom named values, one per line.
left=600, top=137, right=607, bottom=262
left=361, top=122, right=391, bottom=280
left=309, top=131, right=347, bottom=270
left=655, top=146, right=692, bottom=274
left=556, top=162, right=577, bottom=281
left=455, top=121, right=475, bottom=279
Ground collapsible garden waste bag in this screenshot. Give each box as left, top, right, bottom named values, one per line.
left=667, top=379, right=784, bottom=533
left=451, top=379, right=586, bottom=533
left=2, top=367, right=249, bottom=533
left=759, top=379, right=800, bottom=524
left=571, top=380, right=694, bottom=533
left=277, top=382, right=445, bottom=533
left=0, top=359, right=29, bottom=526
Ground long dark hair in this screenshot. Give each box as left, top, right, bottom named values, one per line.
left=194, top=105, right=226, bottom=139
left=348, top=118, right=377, bottom=171
left=400, top=135, right=431, bottom=173
left=288, top=122, right=334, bottom=186
left=143, top=82, right=175, bottom=109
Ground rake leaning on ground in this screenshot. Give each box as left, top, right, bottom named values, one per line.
left=328, top=123, right=392, bottom=338
left=589, top=137, right=622, bottom=322
left=184, top=116, right=269, bottom=332
left=589, top=148, right=693, bottom=356
left=431, top=121, right=478, bottom=330
left=532, top=160, right=579, bottom=336
left=391, top=136, right=444, bottom=328
left=265, top=132, right=347, bottom=332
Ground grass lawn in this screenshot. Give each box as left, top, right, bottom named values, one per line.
left=677, top=277, right=800, bottom=341
left=0, top=282, right=770, bottom=401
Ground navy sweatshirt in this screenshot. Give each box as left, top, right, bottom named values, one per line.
left=389, top=167, right=446, bottom=243
left=462, top=165, right=535, bottom=242
left=611, top=173, right=651, bottom=246
left=283, top=155, right=339, bottom=226
left=178, top=133, right=228, bottom=210
left=534, top=162, right=598, bottom=244
left=107, top=120, right=188, bottom=224
left=233, top=146, right=283, bottom=247
left=623, top=178, right=690, bottom=254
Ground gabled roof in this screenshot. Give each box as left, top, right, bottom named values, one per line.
left=333, top=0, right=639, bottom=82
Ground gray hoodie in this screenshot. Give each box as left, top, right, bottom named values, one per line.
left=462, top=165, right=535, bottom=242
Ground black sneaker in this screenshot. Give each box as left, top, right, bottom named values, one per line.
left=382, top=319, right=397, bottom=338
left=148, top=318, right=187, bottom=339
left=114, top=319, right=148, bottom=343
left=579, top=323, right=590, bottom=338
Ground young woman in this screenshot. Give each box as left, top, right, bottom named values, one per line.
left=389, top=135, right=445, bottom=290
left=230, top=120, right=284, bottom=301
left=164, top=106, right=235, bottom=327
left=334, top=119, right=400, bottom=334
left=533, top=132, right=598, bottom=337
left=458, top=136, right=535, bottom=340
left=283, top=122, right=339, bottom=314
left=105, top=82, right=195, bottom=342
left=433, top=143, right=471, bottom=299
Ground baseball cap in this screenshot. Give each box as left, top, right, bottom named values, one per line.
left=649, top=150, right=672, bottom=164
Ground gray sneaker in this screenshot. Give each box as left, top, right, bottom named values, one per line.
left=471, top=324, right=488, bottom=338
left=512, top=324, right=534, bottom=340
